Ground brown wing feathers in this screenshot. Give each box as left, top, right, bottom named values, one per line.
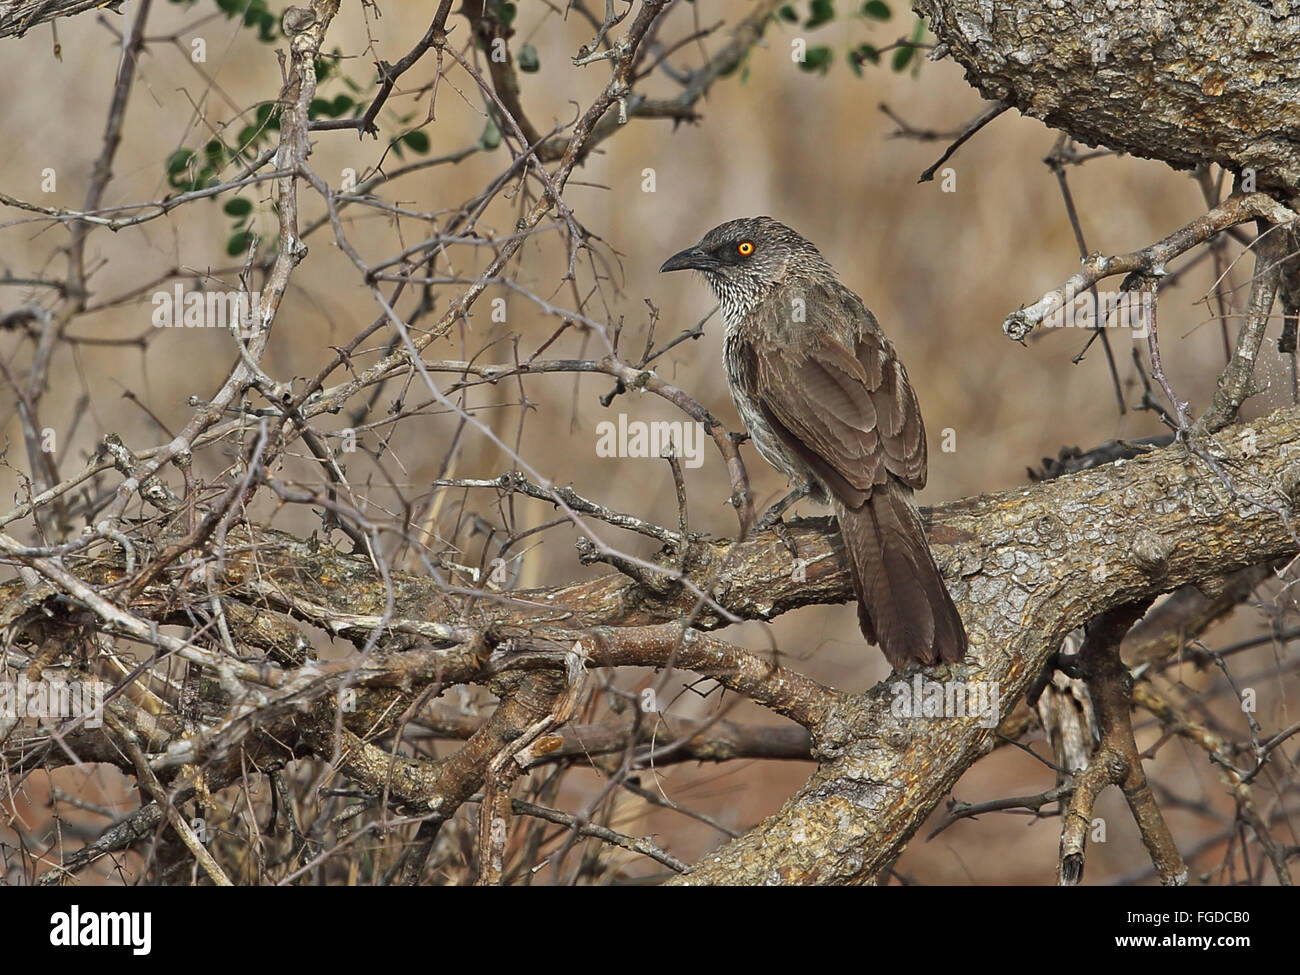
left=749, top=298, right=966, bottom=667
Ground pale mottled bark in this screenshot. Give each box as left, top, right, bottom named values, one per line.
left=8, top=408, right=1298, bottom=883
left=917, top=0, right=1300, bottom=193
left=671, top=406, right=1300, bottom=884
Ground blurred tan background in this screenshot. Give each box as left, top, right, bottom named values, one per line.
left=2, top=1, right=1295, bottom=884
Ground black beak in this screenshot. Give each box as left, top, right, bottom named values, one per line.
left=660, top=245, right=716, bottom=273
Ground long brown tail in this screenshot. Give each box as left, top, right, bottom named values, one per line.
left=833, top=479, right=967, bottom=669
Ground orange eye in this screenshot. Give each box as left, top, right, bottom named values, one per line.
left=737, top=241, right=754, bottom=256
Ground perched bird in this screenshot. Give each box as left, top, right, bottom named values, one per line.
left=660, top=216, right=966, bottom=669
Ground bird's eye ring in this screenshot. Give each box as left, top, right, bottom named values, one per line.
left=737, top=241, right=754, bottom=256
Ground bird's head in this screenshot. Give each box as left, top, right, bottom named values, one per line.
left=659, top=216, right=832, bottom=317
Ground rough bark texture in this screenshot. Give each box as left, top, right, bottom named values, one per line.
left=5, top=0, right=1299, bottom=886
left=917, top=0, right=1300, bottom=193
left=8, top=407, right=1298, bottom=883
left=670, top=407, right=1300, bottom=884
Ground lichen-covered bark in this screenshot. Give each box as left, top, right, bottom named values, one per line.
left=917, top=0, right=1300, bottom=192
left=5, top=408, right=1298, bottom=882
left=671, top=406, right=1300, bottom=884
left=10, top=409, right=1299, bottom=882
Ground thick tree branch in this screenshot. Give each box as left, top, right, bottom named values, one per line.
left=668, top=406, right=1300, bottom=884
left=919, top=0, right=1300, bottom=193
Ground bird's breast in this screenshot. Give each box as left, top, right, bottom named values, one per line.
left=722, top=327, right=810, bottom=488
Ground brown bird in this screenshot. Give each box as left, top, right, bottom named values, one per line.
left=661, top=216, right=966, bottom=669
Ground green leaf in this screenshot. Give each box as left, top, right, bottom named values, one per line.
left=893, top=16, right=925, bottom=72
left=223, top=197, right=253, bottom=217
left=777, top=5, right=798, bottom=21
left=238, top=0, right=271, bottom=28
left=479, top=117, right=502, bottom=150
left=227, top=230, right=253, bottom=256
left=165, top=149, right=194, bottom=176
left=798, top=45, right=833, bottom=72
left=255, top=10, right=277, bottom=42
left=861, top=0, right=890, bottom=18
left=402, top=130, right=430, bottom=153
left=850, top=42, right=880, bottom=72
left=518, top=43, right=540, bottom=72
left=805, top=0, right=834, bottom=28
left=307, top=95, right=354, bottom=119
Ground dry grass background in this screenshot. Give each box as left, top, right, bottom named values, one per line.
left=1, top=1, right=1296, bottom=884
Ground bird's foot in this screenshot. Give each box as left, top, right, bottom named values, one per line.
left=771, top=520, right=799, bottom=559
left=755, top=486, right=810, bottom=558
left=755, top=485, right=810, bottom=530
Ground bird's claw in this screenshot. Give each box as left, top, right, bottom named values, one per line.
left=755, top=486, right=809, bottom=557
left=769, top=519, right=799, bottom=559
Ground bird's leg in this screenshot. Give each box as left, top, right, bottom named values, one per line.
left=771, top=521, right=799, bottom=559
left=756, top=485, right=810, bottom=529
left=756, top=485, right=811, bottom=557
